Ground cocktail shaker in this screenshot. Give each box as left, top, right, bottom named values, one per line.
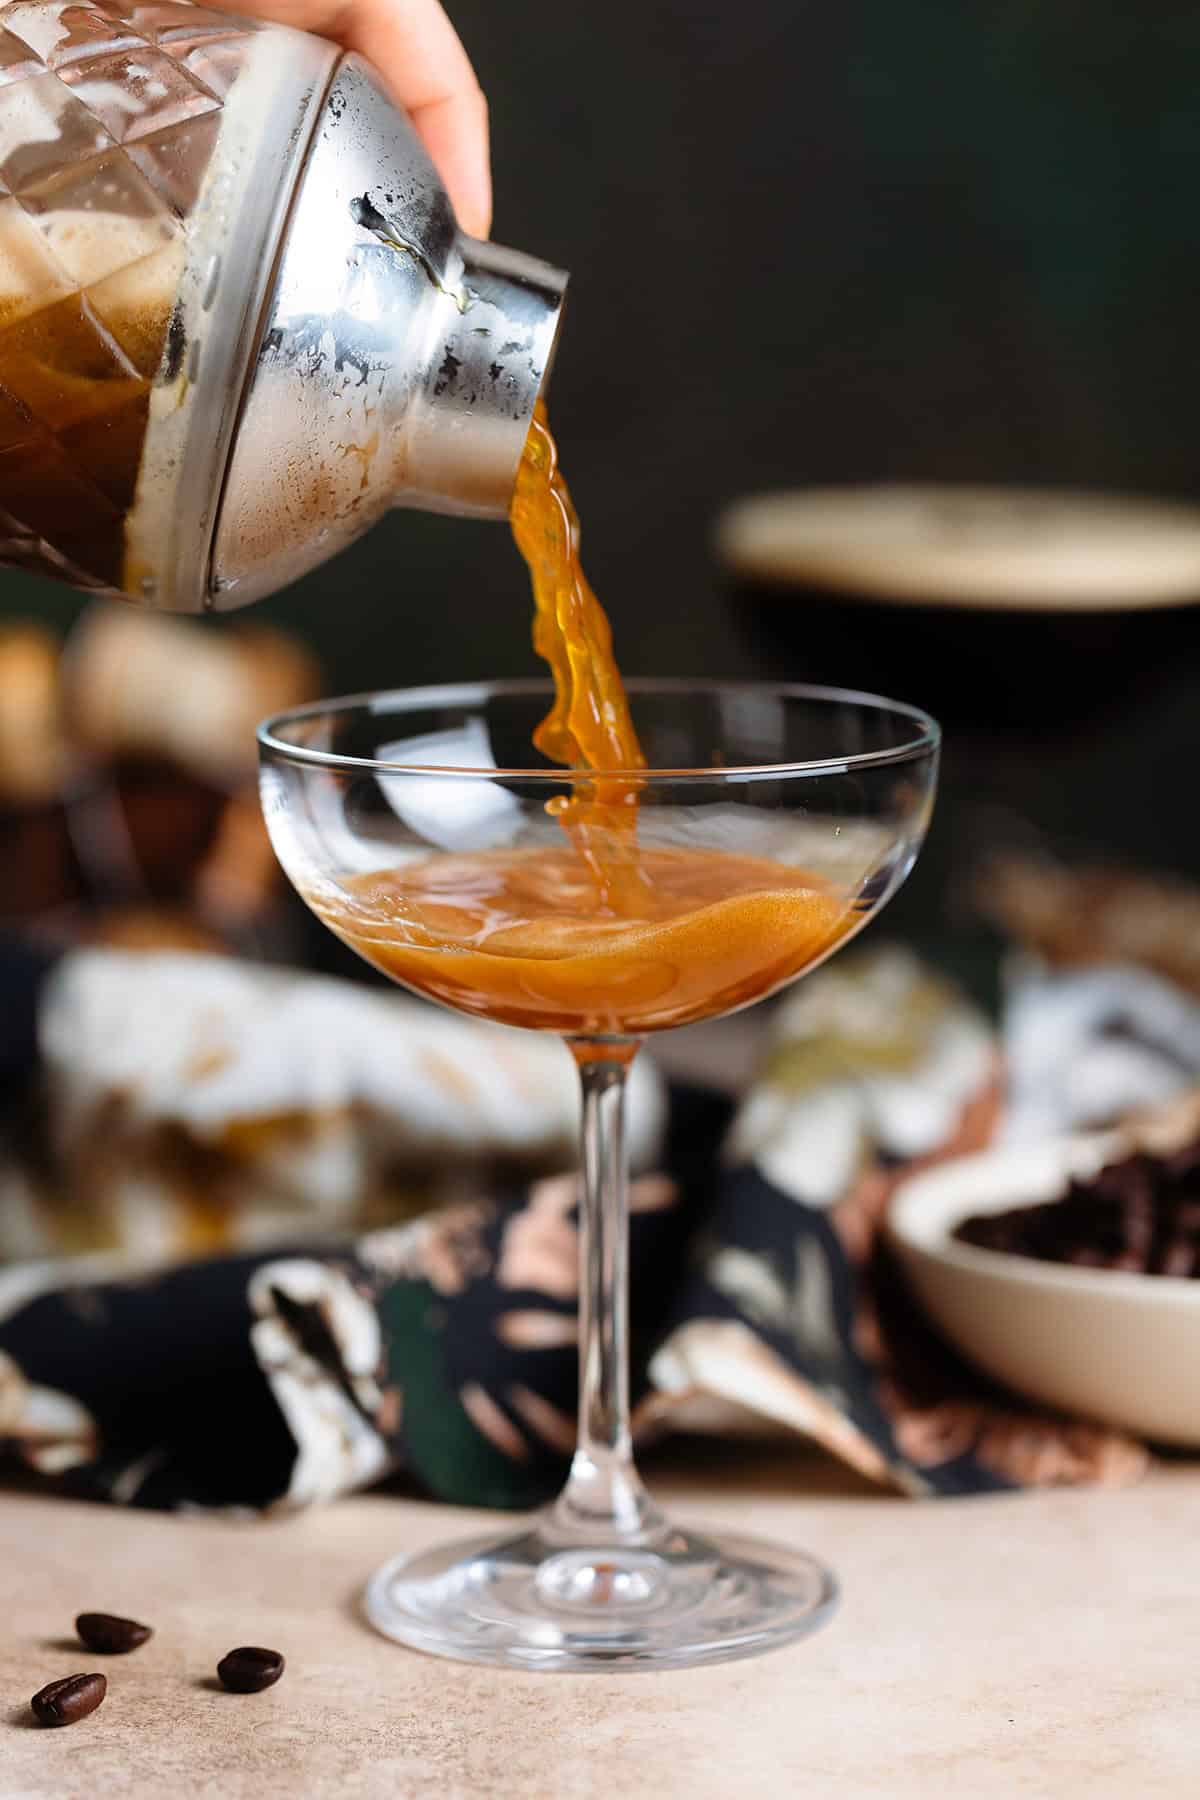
left=0, top=1, right=566, bottom=610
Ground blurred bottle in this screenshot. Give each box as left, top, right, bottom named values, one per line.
left=0, top=1, right=566, bottom=612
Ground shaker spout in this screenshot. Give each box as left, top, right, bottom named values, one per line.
left=400, top=237, right=567, bottom=520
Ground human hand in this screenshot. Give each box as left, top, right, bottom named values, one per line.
left=223, top=0, right=491, bottom=238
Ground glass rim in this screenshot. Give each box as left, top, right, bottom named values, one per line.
left=257, top=678, right=941, bottom=781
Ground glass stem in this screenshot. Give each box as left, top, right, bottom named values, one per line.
left=551, top=1045, right=666, bottom=1545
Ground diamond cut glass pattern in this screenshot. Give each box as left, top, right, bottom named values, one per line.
left=20, top=148, right=183, bottom=278
left=0, top=27, right=42, bottom=86
left=0, top=1, right=259, bottom=590
left=58, top=46, right=221, bottom=143
left=0, top=190, right=72, bottom=322
left=124, top=107, right=216, bottom=215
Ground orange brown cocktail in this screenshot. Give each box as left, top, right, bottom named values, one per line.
left=312, top=401, right=860, bottom=1032
left=317, top=847, right=856, bottom=1037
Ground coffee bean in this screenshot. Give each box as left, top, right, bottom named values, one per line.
left=76, top=1612, right=153, bottom=1655
left=216, top=1647, right=285, bottom=1693
left=31, top=1673, right=106, bottom=1727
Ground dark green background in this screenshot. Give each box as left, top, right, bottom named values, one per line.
left=4, top=0, right=1199, bottom=890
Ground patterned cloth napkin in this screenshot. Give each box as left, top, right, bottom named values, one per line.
left=3, top=929, right=1198, bottom=1515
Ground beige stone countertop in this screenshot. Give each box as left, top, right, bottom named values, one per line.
left=1, top=1441, right=1196, bottom=1799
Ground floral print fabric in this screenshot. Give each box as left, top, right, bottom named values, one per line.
left=0, top=943, right=1181, bottom=1513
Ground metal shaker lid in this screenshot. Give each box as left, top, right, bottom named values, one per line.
left=715, top=485, right=1200, bottom=612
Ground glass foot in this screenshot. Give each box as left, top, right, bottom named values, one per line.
left=363, top=1521, right=837, bottom=1672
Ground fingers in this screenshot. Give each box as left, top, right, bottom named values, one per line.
left=339, top=0, right=492, bottom=238
left=398, top=83, right=491, bottom=241
left=215, top=0, right=492, bottom=238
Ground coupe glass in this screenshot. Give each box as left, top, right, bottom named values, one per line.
left=258, top=679, right=939, bottom=1671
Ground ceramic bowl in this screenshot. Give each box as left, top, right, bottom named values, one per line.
left=888, top=1133, right=1200, bottom=1445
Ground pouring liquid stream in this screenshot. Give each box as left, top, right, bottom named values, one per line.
left=509, top=399, right=649, bottom=912
left=312, top=405, right=859, bottom=1036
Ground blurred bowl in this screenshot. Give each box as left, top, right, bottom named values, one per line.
left=716, top=484, right=1200, bottom=734
left=888, top=1133, right=1200, bottom=1445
